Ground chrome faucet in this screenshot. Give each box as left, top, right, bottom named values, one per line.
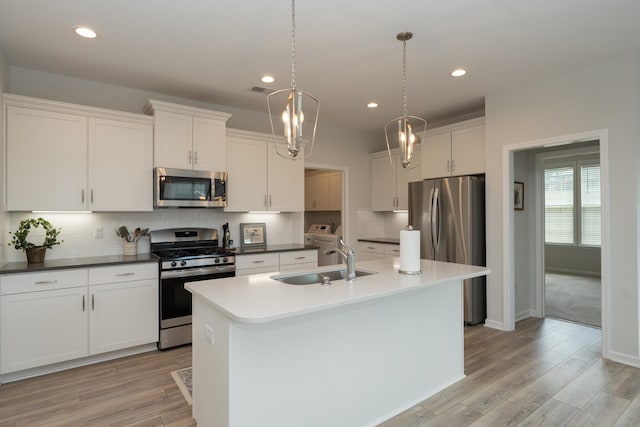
left=324, top=239, right=357, bottom=281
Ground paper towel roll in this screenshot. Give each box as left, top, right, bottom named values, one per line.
left=399, top=229, right=421, bottom=275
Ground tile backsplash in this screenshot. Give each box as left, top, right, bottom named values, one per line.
left=6, top=210, right=303, bottom=262
left=357, top=209, right=408, bottom=240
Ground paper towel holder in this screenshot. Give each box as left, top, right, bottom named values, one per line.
left=399, top=225, right=422, bottom=275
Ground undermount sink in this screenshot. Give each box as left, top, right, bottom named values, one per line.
left=271, top=269, right=377, bottom=285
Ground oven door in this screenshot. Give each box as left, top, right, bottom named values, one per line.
left=160, top=265, right=235, bottom=330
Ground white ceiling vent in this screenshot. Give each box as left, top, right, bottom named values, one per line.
left=250, top=86, right=275, bottom=95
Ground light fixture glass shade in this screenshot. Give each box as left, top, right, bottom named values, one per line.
left=267, top=87, right=319, bottom=159
left=385, top=115, right=426, bottom=168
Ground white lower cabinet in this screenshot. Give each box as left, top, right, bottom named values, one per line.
left=236, top=250, right=318, bottom=276
left=0, top=263, right=158, bottom=375
left=279, top=250, right=318, bottom=272
left=0, top=286, right=89, bottom=374
left=383, top=244, right=401, bottom=259
left=88, top=264, right=159, bottom=355
left=235, top=253, right=280, bottom=276
left=357, top=242, right=385, bottom=262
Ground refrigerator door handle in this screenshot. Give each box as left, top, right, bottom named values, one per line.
left=432, top=187, right=441, bottom=252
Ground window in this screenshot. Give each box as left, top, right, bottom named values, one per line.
left=544, top=156, right=600, bottom=246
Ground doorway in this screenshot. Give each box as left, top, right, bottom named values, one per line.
left=303, top=165, right=346, bottom=241
left=502, top=128, right=610, bottom=356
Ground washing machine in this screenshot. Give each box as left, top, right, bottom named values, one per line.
left=304, top=224, right=342, bottom=266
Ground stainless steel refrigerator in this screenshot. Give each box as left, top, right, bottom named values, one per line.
left=408, top=175, right=486, bottom=325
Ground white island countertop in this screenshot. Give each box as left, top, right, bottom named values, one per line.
left=186, top=258, right=490, bottom=324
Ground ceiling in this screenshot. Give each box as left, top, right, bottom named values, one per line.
left=1, top=0, right=640, bottom=134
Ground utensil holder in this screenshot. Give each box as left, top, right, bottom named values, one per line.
left=124, top=241, right=137, bottom=256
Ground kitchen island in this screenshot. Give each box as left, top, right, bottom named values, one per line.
left=186, top=258, right=489, bottom=427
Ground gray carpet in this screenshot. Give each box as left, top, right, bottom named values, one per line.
left=545, top=272, right=601, bottom=327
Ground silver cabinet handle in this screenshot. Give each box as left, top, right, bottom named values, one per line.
left=269, top=195, right=272, bottom=207
left=367, top=246, right=375, bottom=250
left=116, top=272, right=135, bottom=277
left=91, top=294, right=95, bottom=311
left=264, top=195, right=267, bottom=207
left=35, top=280, right=58, bottom=285
left=252, top=260, right=265, bottom=264
left=82, top=295, right=85, bottom=312
left=90, top=189, right=94, bottom=204
left=194, top=151, right=198, bottom=165
left=81, top=188, right=85, bottom=203
left=188, top=150, right=192, bottom=164
left=294, top=256, right=307, bottom=260
left=447, top=160, right=451, bottom=172
left=451, top=159, right=455, bottom=172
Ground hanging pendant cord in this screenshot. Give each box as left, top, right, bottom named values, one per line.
left=291, top=0, right=296, bottom=90
left=402, top=39, right=408, bottom=119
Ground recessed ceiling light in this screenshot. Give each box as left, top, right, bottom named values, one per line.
left=74, top=26, right=97, bottom=39
left=451, top=68, right=467, bottom=77
left=367, top=102, right=379, bottom=108
left=261, top=75, right=275, bottom=84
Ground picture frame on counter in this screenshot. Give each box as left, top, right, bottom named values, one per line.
left=240, top=223, right=267, bottom=248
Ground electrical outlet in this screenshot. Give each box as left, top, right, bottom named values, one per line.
left=204, top=324, right=214, bottom=345
left=93, top=225, right=103, bottom=239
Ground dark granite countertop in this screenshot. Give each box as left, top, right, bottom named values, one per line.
left=0, top=253, right=159, bottom=275
left=231, top=244, right=319, bottom=255
left=357, top=237, right=400, bottom=245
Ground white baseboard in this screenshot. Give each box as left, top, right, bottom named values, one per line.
left=483, top=319, right=506, bottom=330
left=0, top=343, right=158, bottom=384
left=515, top=309, right=538, bottom=322
left=546, top=268, right=601, bottom=277
left=609, top=351, right=640, bottom=369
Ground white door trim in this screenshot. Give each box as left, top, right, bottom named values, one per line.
left=502, top=129, right=610, bottom=358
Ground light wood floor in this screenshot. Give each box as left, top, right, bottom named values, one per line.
left=1, top=318, right=639, bottom=426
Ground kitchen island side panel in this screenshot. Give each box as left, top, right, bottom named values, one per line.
left=192, top=280, right=464, bottom=427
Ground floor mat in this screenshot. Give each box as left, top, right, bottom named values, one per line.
left=171, top=367, right=193, bottom=405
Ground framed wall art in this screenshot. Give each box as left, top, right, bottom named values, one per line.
left=514, top=181, right=524, bottom=210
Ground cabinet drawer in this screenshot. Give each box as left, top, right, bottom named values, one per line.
left=89, top=263, right=158, bottom=285
left=279, top=250, right=318, bottom=266
left=383, top=244, right=401, bottom=257
left=236, top=253, right=279, bottom=270
left=1, top=269, right=88, bottom=295
left=357, top=242, right=384, bottom=254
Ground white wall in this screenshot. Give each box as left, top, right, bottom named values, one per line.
left=513, top=150, right=536, bottom=319
left=5, top=66, right=379, bottom=257
left=0, top=51, right=9, bottom=263
left=485, top=54, right=640, bottom=361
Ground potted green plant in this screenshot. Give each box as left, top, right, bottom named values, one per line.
left=8, top=218, right=63, bottom=263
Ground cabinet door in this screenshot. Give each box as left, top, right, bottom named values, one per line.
left=370, top=154, right=397, bottom=211
left=153, top=110, right=193, bottom=169
left=0, top=287, right=88, bottom=373
left=88, top=118, right=153, bottom=211
left=225, top=136, right=268, bottom=211
left=312, top=173, right=331, bottom=210
left=6, top=106, right=87, bottom=211
left=305, top=174, right=317, bottom=211
left=267, top=144, right=304, bottom=212
left=396, top=149, right=422, bottom=211
left=421, top=132, right=451, bottom=179
left=192, top=116, right=226, bottom=171
left=451, top=123, right=485, bottom=176
left=89, top=279, right=158, bottom=355
left=328, top=171, right=342, bottom=211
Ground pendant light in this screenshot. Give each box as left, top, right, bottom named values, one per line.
left=385, top=32, right=426, bottom=169
left=267, top=0, right=319, bottom=160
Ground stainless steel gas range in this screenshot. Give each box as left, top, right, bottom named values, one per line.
left=150, top=228, right=235, bottom=349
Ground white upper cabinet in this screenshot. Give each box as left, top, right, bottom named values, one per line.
left=225, top=129, right=304, bottom=212
left=144, top=100, right=232, bottom=171
left=305, top=171, right=342, bottom=211
left=88, top=118, right=153, bottom=211
left=4, top=94, right=154, bottom=212
left=371, top=148, right=421, bottom=211
left=421, top=118, right=485, bottom=179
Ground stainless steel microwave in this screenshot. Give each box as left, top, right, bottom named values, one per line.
left=154, top=167, right=227, bottom=208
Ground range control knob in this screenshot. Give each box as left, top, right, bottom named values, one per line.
left=223, top=257, right=228, bottom=263
left=170, top=261, right=177, bottom=268
left=180, top=260, right=187, bottom=267
left=214, top=258, right=221, bottom=264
